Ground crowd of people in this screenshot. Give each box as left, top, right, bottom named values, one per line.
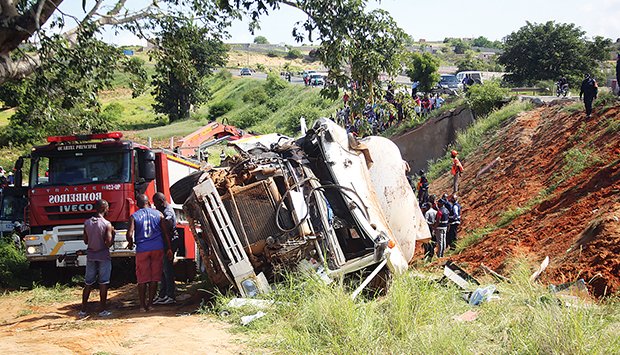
left=79, top=193, right=178, bottom=317
left=333, top=85, right=446, bottom=136
left=415, top=150, right=464, bottom=260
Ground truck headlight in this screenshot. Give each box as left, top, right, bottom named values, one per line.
left=26, top=245, right=42, bottom=254
left=24, top=235, right=39, bottom=242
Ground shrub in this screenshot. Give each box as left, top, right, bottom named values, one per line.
left=284, top=104, right=321, bottom=134
left=242, top=87, right=269, bottom=104
left=264, top=72, right=288, bottom=95
left=100, top=102, right=125, bottom=122
left=0, top=238, right=30, bottom=288
left=232, top=106, right=271, bottom=129
left=209, top=100, right=235, bottom=120
left=465, top=80, right=509, bottom=116
left=266, top=96, right=287, bottom=112
left=286, top=48, right=303, bottom=59
left=215, top=69, right=232, bottom=81
left=266, top=50, right=279, bottom=58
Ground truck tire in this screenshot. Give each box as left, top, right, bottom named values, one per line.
left=170, top=171, right=204, bottom=204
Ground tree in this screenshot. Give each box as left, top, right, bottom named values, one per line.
left=499, top=21, right=612, bottom=85
left=0, top=0, right=229, bottom=83
left=286, top=48, right=303, bottom=59
left=405, top=52, right=440, bottom=92
left=1, top=22, right=147, bottom=145
left=451, top=39, right=471, bottom=54
left=253, top=35, right=269, bottom=44
left=151, top=20, right=228, bottom=122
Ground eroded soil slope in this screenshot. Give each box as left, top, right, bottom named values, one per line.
left=431, top=101, right=620, bottom=297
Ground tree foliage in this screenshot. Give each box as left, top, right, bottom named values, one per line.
left=405, top=52, right=440, bottom=92
left=253, top=35, right=269, bottom=44
left=499, top=21, right=612, bottom=85
left=471, top=36, right=503, bottom=49
left=465, top=80, right=509, bottom=117
left=1, top=22, right=147, bottom=145
left=151, top=19, right=228, bottom=122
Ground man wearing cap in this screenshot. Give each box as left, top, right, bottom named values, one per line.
left=451, top=150, right=464, bottom=193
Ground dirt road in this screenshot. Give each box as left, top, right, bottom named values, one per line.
left=0, top=285, right=249, bottom=354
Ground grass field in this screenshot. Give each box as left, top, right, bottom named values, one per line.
left=213, top=260, right=620, bottom=354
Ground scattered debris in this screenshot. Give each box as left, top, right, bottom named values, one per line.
left=476, top=157, right=502, bottom=178
left=240, top=311, right=267, bottom=326
left=453, top=310, right=478, bottom=322
left=480, top=263, right=510, bottom=283
left=227, top=298, right=275, bottom=310
left=529, top=256, right=550, bottom=283
left=443, top=261, right=480, bottom=289
left=468, top=285, right=497, bottom=306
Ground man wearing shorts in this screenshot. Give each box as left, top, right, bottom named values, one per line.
left=79, top=199, right=114, bottom=317
left=126, top=194, right=172, bottom=312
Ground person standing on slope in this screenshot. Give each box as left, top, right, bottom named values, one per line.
left=451, top=150, right=464, bottom=193
left=616, top=54, right=620, bottom=96
left=579, top=74, right=598, bottom=119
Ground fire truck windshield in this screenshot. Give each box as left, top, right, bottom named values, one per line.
left=30, top=152, right=131, bottom=187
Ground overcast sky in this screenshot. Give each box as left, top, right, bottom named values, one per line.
left=67, top=0, right=620, bottom=45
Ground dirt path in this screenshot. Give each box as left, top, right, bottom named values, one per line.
left=0, top=285, right=249, bottom=354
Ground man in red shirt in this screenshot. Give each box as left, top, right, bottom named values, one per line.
left=451, top=150, right=464, bottom=193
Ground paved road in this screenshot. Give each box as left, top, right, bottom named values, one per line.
left=228, top=68, right=413, bottom=87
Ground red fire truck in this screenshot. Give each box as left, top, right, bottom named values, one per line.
left=20, top=132, right=200, bottom=281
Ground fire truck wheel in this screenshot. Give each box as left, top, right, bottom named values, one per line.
left=170, top=171, right=204, bottom=204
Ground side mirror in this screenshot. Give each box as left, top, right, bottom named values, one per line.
left=137, top=150, right=156, bottom=182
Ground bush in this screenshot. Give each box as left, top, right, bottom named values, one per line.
left=209, top=100, right=235, bottom=120
left=284, top=104, right=321, bottom=134
left=242, top=87, right=269, bottom=104
left=215, top=69, right=232, bottom=81
left=0, top=238, right=30, bottom=288
left=232, top=106, right=271, bottom=129
left=286, top=48, right=303, bottom=59
left=266, top=96, right=287, bottom=112
left=100, top=102, right=125, bottom=122
left=266, top=50, right=280, bottom=58
left=264, top=72, right=288, bottom=95
left=465, top=80, right=509, bottom=116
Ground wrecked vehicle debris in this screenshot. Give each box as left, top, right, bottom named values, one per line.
left=174, top=118, right=430, bottom=296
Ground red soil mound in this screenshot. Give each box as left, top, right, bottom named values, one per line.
left=430, top=101, right=620, bottom=297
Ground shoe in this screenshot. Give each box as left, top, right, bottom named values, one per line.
left=159, top=296, right=176, bottom=305
left=78, top=310, right=88, bottom=318
left=98, top=310, right=112, bottom=317
left=153, top=296, right=166, bottom=305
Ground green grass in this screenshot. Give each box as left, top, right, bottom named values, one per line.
left=213, top=260, right=620, bottom=354
left=427, top=100, right=532, bottom=180
left=605, top=116, right=620, bottom=134
left=557, top=147, right=601, bottom=182
left=26, top=284, right=74, bottom=305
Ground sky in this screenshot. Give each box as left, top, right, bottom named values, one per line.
left=62, top=0, right=620, bottom=46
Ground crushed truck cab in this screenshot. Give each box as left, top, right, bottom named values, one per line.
left=179, top=118, right=430, bottom=296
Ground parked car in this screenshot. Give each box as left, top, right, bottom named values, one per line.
left=310, top=73, right=325, bottom=86
left=240, top=68, right=252, bottom=76
left=437, top=74, right=460, bottom=95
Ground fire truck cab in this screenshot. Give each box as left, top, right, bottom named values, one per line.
left=21, top=132, right=200, bottom=279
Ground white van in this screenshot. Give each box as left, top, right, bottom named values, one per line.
left=456, top=71, right=483, bottom=85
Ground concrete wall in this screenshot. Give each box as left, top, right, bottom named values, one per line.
left=391, top=106, right=474, bottom=174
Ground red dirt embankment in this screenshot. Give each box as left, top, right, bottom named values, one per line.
left=430, top=100, right=620, bottom=297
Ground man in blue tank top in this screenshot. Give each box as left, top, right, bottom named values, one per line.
left=126, top=194, right=172, bottom=312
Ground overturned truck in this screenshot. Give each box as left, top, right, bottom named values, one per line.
left=173, top=118, right=430, bottom=296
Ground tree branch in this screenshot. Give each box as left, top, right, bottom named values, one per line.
left=82, top=0, right=106, bottom=23
left=106, top=0, right=127, bottom=16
